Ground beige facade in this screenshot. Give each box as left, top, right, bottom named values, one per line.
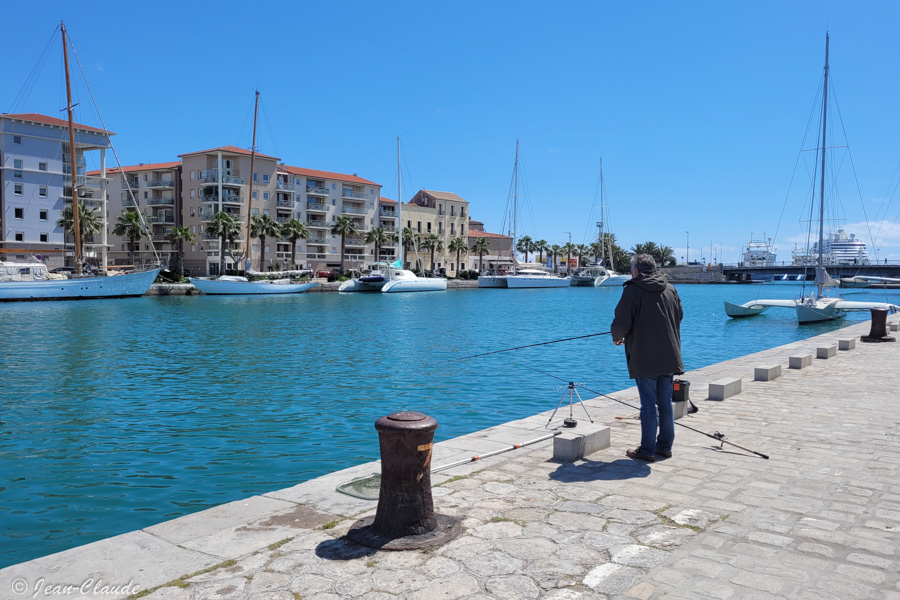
left=401, top=189, right=470, bottom=274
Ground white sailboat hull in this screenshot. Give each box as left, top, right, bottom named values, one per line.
left=190, top=277, right=318, bottom=295
left=381, top=277, right=448, bottom=293
left=0, top=269, right=160, bottom=301
left=505, top=275, right=570, bottom=288
left=477, top=275, right=507, bottom=288
left=795, top=299, right=845, bottom=323
left=339, top=279, right=387, bottom=292
left=596, top=274, right=630, bottom=287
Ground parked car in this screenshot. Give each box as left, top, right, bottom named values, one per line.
left=316, top=270, right=331, bottom=278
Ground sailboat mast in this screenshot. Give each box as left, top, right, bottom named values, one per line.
left=512, top=140, right=518, bottom=272
left=61, top=22, right=81, bottom=275
left=600, top=157, right=613, bottom=271
left=816, top=33, right=830, bottom=299
left=245, top=90, right=259, bottom=270
left=397, top=136, right=403, bottom=267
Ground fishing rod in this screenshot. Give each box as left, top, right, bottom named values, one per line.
left=457, top=331, right=611, bottom=361
left=517, top=363, right=770, bottom=460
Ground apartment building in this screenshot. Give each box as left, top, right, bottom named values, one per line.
left=0, top=113, right=112, bottom=269
left=466, top=218, right=513, bottom=272
left=402, top=189, right=470, bottom=274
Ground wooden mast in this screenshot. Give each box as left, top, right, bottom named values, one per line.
left=245, top=90, right=259, bottom=271
left=816, top=33, right=830, bottom=300
left=61, top=22, right=81, bottom=275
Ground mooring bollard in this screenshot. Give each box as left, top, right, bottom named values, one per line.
left=348, top=411, right=460, bottom=550
left=861, top=308, right=895, bottom=343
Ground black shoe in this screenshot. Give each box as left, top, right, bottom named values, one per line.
left=656, top=449, right=672, bottom=459
left=626, top=448, right=655, bottom=462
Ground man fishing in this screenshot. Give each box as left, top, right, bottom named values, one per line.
left=611, top=253, right=684, bottom=462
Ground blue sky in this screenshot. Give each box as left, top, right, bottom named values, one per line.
left=6, top=1, right=900, bottom=263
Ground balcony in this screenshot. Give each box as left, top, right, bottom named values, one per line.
left=121, top=180, right=140, bottom=189
left=200, top=209, right=242, bottom=222
left=121, top=197, right=138, bottom=208
left=307, top=202, right=328, bottom=213
left=149, top=213, right=175, bottom=224
left=199, top=169, right=244, bottom=185
left=276, top=199, right=294, bottom=208
left=276, top=181, right=296, bottom=192
left=148, top=197, right=175, bottom=206
left=341, top=206, right=366, bottom=215
left=276, top=216, right=290, bottom=223
left=306, top=252, right=328, bottom=260
left=307, top=220, right=329, bottom=229
left=306, top=237, right=328, bottom=245
left=344, top=237, right=366, bottom=246
left=147, top=179, right=175, bottom=188
left=379, top=208, right=398, bottom=218
left=306, top=186, right=328, bottom=196
left=342, top=189, right=367, bottom=200
left=201, top=192, right=243, bottom=205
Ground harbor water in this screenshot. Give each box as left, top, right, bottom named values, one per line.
left=1, top=283, right=897, bottom=567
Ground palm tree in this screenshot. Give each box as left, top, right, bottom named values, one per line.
left=251, top=214, right=282, bottom=271
left=549, top=244, right=563, bottom=273
left=166, top=226, right=195, bottom=274
left=419, top=234, right=443, bottom=273
left=330, top=215, right=358, bottom=273
left=473, top=237, right=491, bottom=273
left=590, top=241, right=603, bottom=262
left=57, top=203, right=102, bottom=265
left=631, top=241, right=659, bottom=257
left=205, top=211, right=240, bottom=276
left=657, top=245, right=676, bottom=267
left=448, top=236, right=468, bottom=275
left=534, top=239, right=549, bottom=263
left=516, top=235, right=533, bottom=263
left=113, top=210, right=149, bottom=267
left=563, top=242, right=576, bottom=274
left=575, top=244, right=590, bottom=268
left=364, top=226, right=392, bottom=264
left=401, top=226, right=418, bottom=267
left=281, top=218, right=309, bottom=269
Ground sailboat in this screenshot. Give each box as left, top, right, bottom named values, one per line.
left=341, top=137, right=446, bottom=293
left=725, top=33, right=898, bottom=323
left=569, top=158, right=630, bottom=288
left=0, top=22, right=160, bottom=301
left=189, top=92, right=318, bottom=295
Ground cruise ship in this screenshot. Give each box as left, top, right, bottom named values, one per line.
left=792, top=230, right=869, bottom=266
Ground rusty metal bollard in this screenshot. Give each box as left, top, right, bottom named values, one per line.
left=348, top=411, right=460, bottom=550
left=861, top=308, right=895, bottom=343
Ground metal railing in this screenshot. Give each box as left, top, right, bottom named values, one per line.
left=276, top=199, right=294, bottom=208
left=201, top=193, right=243, bottom=204
left=307, top=220, right=328, bottom=228
left=342, top=189, right=367, bottom=200
left=147, top=180, right=175, bottom=188
left=306, top=186, right=329, bottom=195
left=307, top=202, right=328, bottom=211
left=199, top=169, right=244, bottom=185
left=341, top=206, right=366, bottom=215
left=147, top=197, right=175, bottom=206
left=307, top=237, right=328, bottom=245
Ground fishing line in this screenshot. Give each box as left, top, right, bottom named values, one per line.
left=456, top=331, right=611, bottom=361
left=515, top=363, right=770, bottom=460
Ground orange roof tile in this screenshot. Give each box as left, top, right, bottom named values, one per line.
left=281, top=164, right=378, bottom=186
left=86, top=161, right=181, bottom=176
left=379, top=197, right=398, bottom=203
left=468, top=230, right=511, bottom=239
left=2, top=112, right=113, bottom=135
left=177, top=144, right=280, bottom=161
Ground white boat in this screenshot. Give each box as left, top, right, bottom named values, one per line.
left=190, top=275, right=318, bottom=295
left=339, top=263, right=391, bottom=292
left=725, top=34, right=899, bottom=323
left=0, top=24, right=160, bottom=302
left=0, top=259, right=160, bottom=301
left=476, top=272, right=508, bottom=288
left=569, top=263, right=629, bottom=287
left=792, top=229, right=869, bottom=266
left=505, top=265, right=569, bottom=288
left=742, top=235, right=777, bottom=267
left=479, top=142, right=521, bottom=289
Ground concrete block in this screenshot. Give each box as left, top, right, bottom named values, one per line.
left=673, top=400, right=687, bottom=420
left=754, top=364, right=782, bottom=382
left=708, top=377, right=742, bottom=400
left=552, top=424, right=611, bottom=462
left=789, top=354, right=813, bottom=369
left=890, top=322, right=899, bottom=332
left=838, top=338, right=856, bottom=351
left=816, top=345, right=837, bottom=359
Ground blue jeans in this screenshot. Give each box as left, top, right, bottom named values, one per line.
left=635, top=375, right=675, bottom=456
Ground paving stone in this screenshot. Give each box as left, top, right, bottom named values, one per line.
left=609, top=544, right=669, bottom=568
left=485, top=574, right=541, bottom=600
left=463, top=550, right=523, bottom=577
left=583, top=563, right=645, bottom=594
left=406, top=573, right=481, bottom=600
left=493, top=537, right=558, bottom=560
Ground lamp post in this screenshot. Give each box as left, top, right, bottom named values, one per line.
left=685, top=231, right=690, bottom=265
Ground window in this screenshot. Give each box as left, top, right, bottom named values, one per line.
left=253, top=191, right=258, bottom=199
left=253, top=173, right=258, bottom=182
left=40, top=233, right=48, bottom=242
left=253, top=244, right=259, bottom=253
left=451, top=206, right=456, bottom=216
left=39, top=210, right=48, bottom=221
left=190, top=171, right=195, bottom=181
left=39, top=162, right=47, bottom=172
left=439, top=204, right=443, bottom=215
left=13, top=135, right=22, bottom=144
left=417, top=221, right=421, bottom=233
left=332, top=183, right=336, bottom=190
left=13, top=159, right=23, bottom=178
left=190, top=226, right=195, bottom=234
left=461, top=224, right=466, bottom=235
left=14, top=208, right=24, bottom=219
left=427, top=222, right=432, bottom=233
left=252, top=208, right=259, bottom=215
left=263, top=174, right=269, bottom=183
left=144, top=174, right=149, bottom=181
left=13, top=184, right=23, bottom=195
left=190, top=189, right=195, bottom=199
left=39, top=186, right=48, bottom=197
left=451, top=223, right=455, bottom=235
left=144, top=191, right=148, bottom=199
left=191, top=244, right=196, bottom=252
left=263, top=209, right=269, bottom=216
left=263, top=192, right=269, bottom=201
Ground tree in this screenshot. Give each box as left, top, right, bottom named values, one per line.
left=448, top=236, right=468, bottom=275
left=113, top=210, right=149, bottom=267
left=473, top=237, right=491, bottom=273
left=549, top=244, right=563, bottom=273
left=419, top=233, right=443, bottom=272
left=401, top=226, right=418, bottom=268
left=657, top=245, right=677, bottom=268
left=205, top=211, right=240, bottom=276
left=534, top=239, right=549, bottom=264
left=281, top=219, right=309, bottom=269
left=516, top=235, right=533, bottom=263
left=330, top=215, right=358, bottom=273
left=251, top=214, right=282, bottom=271
left=166, top=226, right=195, bottom=275
left=57, top=203, right=102, bottom=266
left=575, top=244, right=590, bottom=268
left=365, top=226, right=392, bottom=264
left=563, top=242, right=576, bottom=275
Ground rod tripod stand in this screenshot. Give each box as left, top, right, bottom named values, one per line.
left=546, top=382, right=594, bottom=428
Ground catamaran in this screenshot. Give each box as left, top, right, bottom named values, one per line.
left=725, top=34, right=898, bottom=323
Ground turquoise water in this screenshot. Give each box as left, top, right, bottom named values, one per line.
left=1, top=283, right=897, bottom=567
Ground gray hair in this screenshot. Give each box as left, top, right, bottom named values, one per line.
left=631, top=253, right=657, bottom=274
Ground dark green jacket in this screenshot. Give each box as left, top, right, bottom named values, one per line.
left=610, top=270, right=684, bottom=379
